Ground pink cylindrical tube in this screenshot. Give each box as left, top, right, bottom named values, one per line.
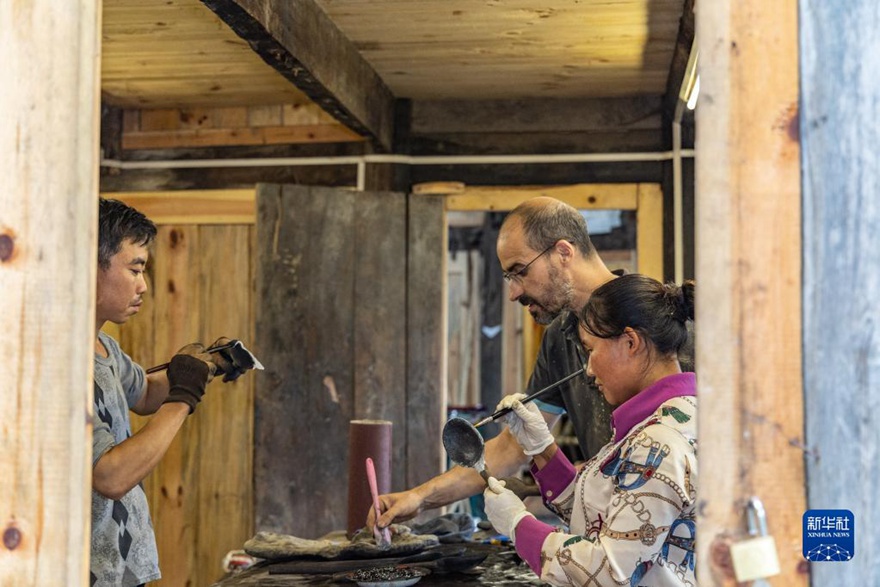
left=347, top=419, right=392, bottom=538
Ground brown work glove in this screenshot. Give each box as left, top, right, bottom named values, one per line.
left=163, top=344, right=215, bottom=414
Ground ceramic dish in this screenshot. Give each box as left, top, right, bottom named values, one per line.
left=344, top=565, right=430, bottom=587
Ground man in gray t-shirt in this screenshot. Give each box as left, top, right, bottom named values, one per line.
left=90, top=199, right=247, bottom=587
left=91, top=332, right=160, bottom=586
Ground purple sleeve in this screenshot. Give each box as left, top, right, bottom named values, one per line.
left=531, top=449, right=577, bottom=503
left=514, top=515, right=555, bottom=575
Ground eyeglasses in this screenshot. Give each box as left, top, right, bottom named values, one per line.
left=502, top=243, right=556, bottom=283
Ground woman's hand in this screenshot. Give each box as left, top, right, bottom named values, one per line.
left=496, top=394, right=555, bottom=456
left=483, top=476, right=534, bottom=541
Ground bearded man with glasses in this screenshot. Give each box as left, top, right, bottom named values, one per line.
left=369, top=196, right=639, bottom=534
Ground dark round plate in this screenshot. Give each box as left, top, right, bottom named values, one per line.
left=344, top=565, right=430, bottom=587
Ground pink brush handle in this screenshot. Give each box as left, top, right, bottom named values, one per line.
left=366, top=458, right=392, bottom=544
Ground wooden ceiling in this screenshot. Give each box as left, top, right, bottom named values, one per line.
left=101, top=0, right=692, bottom=154
left=103, top=0, right=686, bottom=106
left=315, top=0, right=684, bottom=100
left=102, top=0, right=311, bottom=108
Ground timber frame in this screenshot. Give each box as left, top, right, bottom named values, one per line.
left=201, top=0, right=396, bottom=151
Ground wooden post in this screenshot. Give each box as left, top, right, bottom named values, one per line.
left=696, top=0, right=805, bottom=585
left=635, top=183, right=664, bottom=281
left=800, top=1, right=880, bottom=582
left=0, top=1, right=101, bottom=585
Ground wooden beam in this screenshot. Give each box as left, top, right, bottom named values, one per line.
left=410, top=96, right=665, bottom=156
left=122, top=125, right=364, bottom=149
left=696, top=0, right=804, bottom=584
left=412, top=96, right=663, bottom=135
left=202, top=0, right=395, bottom=151
left=104, top=183, right=655, bottom=223
left=409, top=130, right=667, bottom=158
left=103, top=189, right=257, bottom=224
left=409, top=160, right=666, bottom=187
left=121, top=104, right=366, bottom=149
left=440, top=184, right=643, bottom=211
left=0, top=1, right=100, bottom=584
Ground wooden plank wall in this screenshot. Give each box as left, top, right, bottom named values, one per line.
left=406, top=196, right=448, bottom=491
left=696, top=0, right=805, bottom=584
left=117, top=223, right=255, bottom=587
left=122, top=104, right=364, bottom=149
left=0, top=2, right=100, bottom=585
left=353, top=191, right=408, bottom=453
left=254, top=184, right=356, bottom=536
left=254, top=185, right=421, bottom=537
left=800, top=0, right=880, bottom=582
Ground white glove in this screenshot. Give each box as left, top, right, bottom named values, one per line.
left=483, top=476, right=534, bottom=541
left=497, top=394, right=555, bottom=456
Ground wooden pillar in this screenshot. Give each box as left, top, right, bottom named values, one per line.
left=0, top=1, right=101, bottom=585
left=696, top=0, right=804, bottom=585
left=800, top=1, right=880, bottom=582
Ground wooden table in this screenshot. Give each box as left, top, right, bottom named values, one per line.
left=211, top=544, right=545, bottom=586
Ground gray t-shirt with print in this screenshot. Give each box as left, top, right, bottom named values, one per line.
left=91, top=332, right=160, bottom=587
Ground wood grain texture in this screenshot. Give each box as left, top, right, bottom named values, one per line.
left=444, top=184, right=642, bottom=211
left=695, top=0, right=804, bottom=584
left=405, top=195, right=447, bottom=488
left=146, top=226, right=203, bottom=585
left=196, top=225, right=255, bottom=584
left=123, top=124, right=364, bottom=149
left=123, top=223, right=255, bottom=587
left=121, top=104, right=363, bottom=149
left=106, top=189, right=257, bottom=224
left=411, top=96, right=663, bottom=134
left=353, top=192, right=408, bottom=491
left=0, top=1, right=99, bottom=584
left=203, top=0, right=394, bottom=150
left=254, top=185, right=427, bottom=536
left=315, top=0, right=684, bottom=100
left=800, top=0, right=880, bottom=582
left=102, top=0, right=310, bottom=108
left=635, top=183, right=663, bottom=280
left=254, top=184, right=357, bottom=537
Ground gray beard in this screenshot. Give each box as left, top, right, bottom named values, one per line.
left=529, top=266, right=575, bottom=325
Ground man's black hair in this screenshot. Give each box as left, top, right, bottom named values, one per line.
left=98, top=198, right=157, bottom=269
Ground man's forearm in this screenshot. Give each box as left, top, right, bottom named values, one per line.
left=411, top=465, right=485, bottom=511
left=133, top=371, right=171, bottom=415
left=414, top=429, right=531, bottom=510
left=92, top=402, right=188, bottom=499
left=484, top=428, right=534, bottom=479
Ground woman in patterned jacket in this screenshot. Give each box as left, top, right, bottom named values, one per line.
left=483, top=273, right=697, bottom=587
